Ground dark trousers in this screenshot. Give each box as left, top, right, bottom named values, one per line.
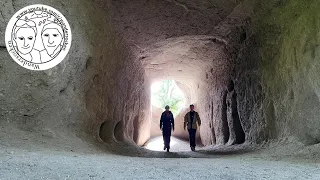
left=188, top=129, right=197, bottom=147
left=162, top=129, right=171, bottom=148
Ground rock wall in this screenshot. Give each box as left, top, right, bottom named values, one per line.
left=150, top=106, right=163, bottom=138
left=218, top=0, right=320, bottom=146
left=254, top=0, right=320, bottom=144
left=0, top=0, right=150, bottom=148
left=196, top=0, right=320, bottom=147
left=195, top=1, right=258, bottom=146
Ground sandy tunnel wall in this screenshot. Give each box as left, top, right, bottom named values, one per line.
left=254, top=0, right=320, bottom=144
left=0, top=0, right=150, bottom=149
left=217, top=0, right=320, bottom=145
left=192, top=2, right=259, bottom=146
left=196, top=0, right=320, bottom=146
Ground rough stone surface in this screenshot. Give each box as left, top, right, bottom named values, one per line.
left=0, top=0, right=150, bottom=149
left=0, top=0, right=319, bottom=168
left=150, top=106, right=163, bottom=138
left=255, top=0, right=320, bottom=145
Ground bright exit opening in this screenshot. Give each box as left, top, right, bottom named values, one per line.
left=151, top=80, right=186, bottom=117
left=145, top=80, right=189, bottom=151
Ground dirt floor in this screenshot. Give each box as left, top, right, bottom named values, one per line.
left=1, top=147, right=320, bottom=180
left=1, top=126, right=320, bottom=180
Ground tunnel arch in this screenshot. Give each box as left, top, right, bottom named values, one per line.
left=94, top=0, right=256, bottom=149
left=139, top=35, right=238, bottom=146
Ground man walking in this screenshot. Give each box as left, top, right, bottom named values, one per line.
left=160, top=105, right=174, bottom=152
left=184, top=104, right=201, bottom=151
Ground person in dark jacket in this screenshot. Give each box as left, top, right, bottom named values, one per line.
left=160, top=105, right=175, bottom=152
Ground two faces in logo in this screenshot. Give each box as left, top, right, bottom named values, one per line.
left=13, top=19, right=64, bottom=63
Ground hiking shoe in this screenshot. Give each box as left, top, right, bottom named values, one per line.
left=191, top=147, right=195, bottom=151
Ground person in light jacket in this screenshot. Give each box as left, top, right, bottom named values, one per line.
left=184, top=104, right=201, bottom=151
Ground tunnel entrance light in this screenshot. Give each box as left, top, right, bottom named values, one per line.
left=144, top=136, right=192, bottom=152
left=151, top=80, right=186, bottom=116
left=144, top=136, right=178, bottom=151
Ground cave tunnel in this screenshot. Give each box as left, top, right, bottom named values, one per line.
left=1, top=0, right=320, bottom=179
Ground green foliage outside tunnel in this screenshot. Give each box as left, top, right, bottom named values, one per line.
left=151, top=80, right=186, bottom=116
